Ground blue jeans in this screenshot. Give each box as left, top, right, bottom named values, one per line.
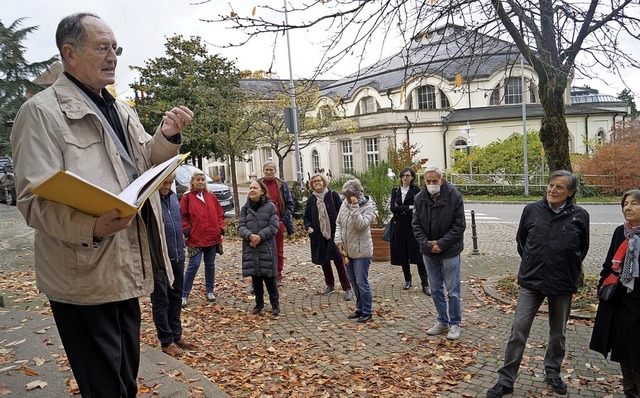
left=151, top=257, right=184, bottom=347
left=497, top=286, right=572, bottom=387
left=182, top=245, right=217, bottom=299
left=345, top=257, right=372, bottom=315
left=423, top=254, right=461, bottom=327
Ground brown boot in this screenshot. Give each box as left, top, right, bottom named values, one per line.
left=176, top=338, right=196, bottom=351
left=161, top=343, right=183, bottom=357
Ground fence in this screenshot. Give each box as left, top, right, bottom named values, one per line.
left=446, top=173, right=621, bottom=196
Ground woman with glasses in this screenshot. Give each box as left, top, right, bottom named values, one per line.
left=303, top=173, right=353, bottom=300
left=390, top=167, right=430, bottom=295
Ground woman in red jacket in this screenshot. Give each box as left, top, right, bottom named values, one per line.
left=180, top=170, right=225, bottom=307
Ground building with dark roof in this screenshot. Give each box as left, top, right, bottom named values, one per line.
left=245, top=24, right=628, bottom=181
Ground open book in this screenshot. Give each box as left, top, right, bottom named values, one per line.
left=31, top=152, right=190, bottom=217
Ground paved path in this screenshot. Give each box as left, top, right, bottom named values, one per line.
left=0, top=203, right=626, bottom=397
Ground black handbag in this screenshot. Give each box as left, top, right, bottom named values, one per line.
left=597, top=273, right=619, bottom=301
left=382, top=221, right=393, bottom=242
left=216, top=243, right=223, bottom=255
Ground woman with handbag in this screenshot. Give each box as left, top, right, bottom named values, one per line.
left=590, top=189, right=640, bottom=398
left=303, top=173, right=353, bottom=300
left=389, top=167, right=430, bottom=295
left=180, top=170, right=225, bottom=307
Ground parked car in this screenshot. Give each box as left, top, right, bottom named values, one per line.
left=175, top=164, right=234, bottom=213
left=0, top=172, right=16, bottom=206
left=0, top=156, right=13, bottom=173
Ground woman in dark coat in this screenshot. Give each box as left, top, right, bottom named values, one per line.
left=303, top=173, right=353, bottom=300
left=590, top=189, right=640, bottom=398
left=238, top=180, right=281, bottom=315
left=390, top=167, right=429, bottom=295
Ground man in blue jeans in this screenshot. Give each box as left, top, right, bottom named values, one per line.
left=486, top=170, right=590, bottom=397
left=412, top=166, right=466, bottom=340
left=151, top=174, right=196, bottom=357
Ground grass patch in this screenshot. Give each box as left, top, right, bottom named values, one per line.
left=496, top=274, right=599, bottom=313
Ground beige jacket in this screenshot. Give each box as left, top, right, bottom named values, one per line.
left=11, top=74, right=180, bottom=305
left=334, top=197, right=374, bottom=259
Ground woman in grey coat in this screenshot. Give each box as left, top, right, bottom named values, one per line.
left=238, top=180, right=281, bottom=315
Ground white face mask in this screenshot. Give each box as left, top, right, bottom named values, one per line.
left=426, top=184, right=441, bottom=195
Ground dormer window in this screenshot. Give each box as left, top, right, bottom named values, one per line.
left=417, top=85, right=436, bottom=109
left=357, top=96, right=377, bottom=114
left=489, top=77, right=537, bottom=105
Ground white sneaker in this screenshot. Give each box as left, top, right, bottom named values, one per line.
left=181, top=297, right=188, bottom=308
left=426, top=322, right=449, bottom=336
left=207, top=292, right=216, bottom=302
left=446, top=325, right=461, bottom=340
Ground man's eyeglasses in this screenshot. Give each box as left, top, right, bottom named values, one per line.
left=72, top=43, right=123, bottom=56
left=96, top=44, right=123, bottom=56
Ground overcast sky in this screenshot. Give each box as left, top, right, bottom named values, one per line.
left=3, top=0, right=638, bottom=102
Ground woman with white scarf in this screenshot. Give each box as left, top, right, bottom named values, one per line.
left=591, top=189, right=640, bottom=398
left=303, top=173, right=353, bottom=300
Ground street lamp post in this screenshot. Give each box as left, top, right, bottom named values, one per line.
left=283, top=0, right=303, bottom=186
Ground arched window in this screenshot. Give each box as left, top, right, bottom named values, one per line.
left=317, top=105, right=334, bottom=122
left=357, top=96, right=377, bottom=115
left=440, top=91, right=450, bottom=108
left=504, top=77, right=522, bottom=104
left=453, top=139, right=468, bottom=151
left=596, top=130, right=606, bottom=145
left=312, top=150, right=320, bottom=172
left=417, top=85, right=436, bottom=109
left=489, top=87, right=500, bottom=105
left=490, top=78, right=537, bottom=106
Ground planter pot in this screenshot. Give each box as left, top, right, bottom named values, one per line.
left=370, top=227, right=390, bottom=261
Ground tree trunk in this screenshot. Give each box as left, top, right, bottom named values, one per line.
left=537, top=74, right=573, bottom=173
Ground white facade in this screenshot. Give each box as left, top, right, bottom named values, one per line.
left=240, top=25, right=629, bottom=183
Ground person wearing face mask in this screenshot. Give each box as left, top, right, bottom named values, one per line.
left=412, top=166, right=466, bottom=340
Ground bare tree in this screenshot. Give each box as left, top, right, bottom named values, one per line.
left=203, top=0, right=640, bottom=172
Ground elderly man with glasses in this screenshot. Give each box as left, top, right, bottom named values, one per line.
left=11, top=13, right=193, bottom=397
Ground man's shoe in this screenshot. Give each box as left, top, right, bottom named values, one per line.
left=344, top=289, right=353, bottom=301
left=252, top=305, right=263, bottom=315
left=181, top=297, right=188, bottom=308
left=544, top=375, right=567, bottom=395
left=161, top=343, right=183, bottom=357
left=323, top=285, right=335, bottom=295
left=422, top=286, right=432, bottom=296
left=176, top=338, right=196, bottom=351
left=207, top=292, right=216, bottom=302
left=446, top=325, right=461, bottom=340
left=402, top=281, right=411, bottom=290
left=486, top=383, right=514, bottom=398
left=357, top=314, right=372, bottom=323
left=347, top=311, right=363, bottom=319
left=426, top=322, right=449, bottom=335
left=271, top=306, right=280, bottom=316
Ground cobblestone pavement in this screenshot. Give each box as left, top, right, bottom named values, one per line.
left=0, top=203, right=627, bottom=397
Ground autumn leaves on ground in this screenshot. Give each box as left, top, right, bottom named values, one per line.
left=137, top=266, right=479, bottom=398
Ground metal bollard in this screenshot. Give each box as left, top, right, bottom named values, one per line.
left=470, top=209, right=479, bottom=255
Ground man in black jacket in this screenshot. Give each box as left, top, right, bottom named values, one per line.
left=487, top=170, right=590, bottom=398
left=412, top=166, right=466, bottom=340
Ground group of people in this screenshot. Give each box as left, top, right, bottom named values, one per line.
left=302, top=165, right=465, bottom=330
left=9, top=11, right=639, bottom=398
